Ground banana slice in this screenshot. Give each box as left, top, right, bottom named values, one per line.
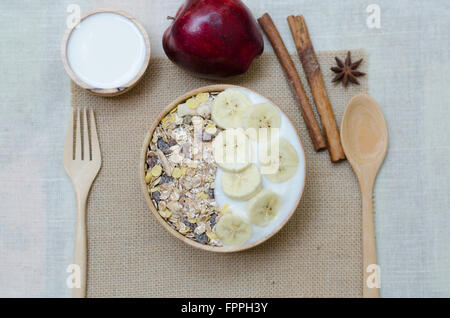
left=215, top=214, right=252, bottom=246
left=259, top=138, right=299, bottom=183
left=177, top=103, right=197, bottom=117
left=247, top=189, right=281, bottom=226
left=211, top=89, right=251, bottom=128
left=213, top=129, right=252, bottom=172
left=243, top=102, right=281, bottom=140
left=221, top=164, right=262, bottom=200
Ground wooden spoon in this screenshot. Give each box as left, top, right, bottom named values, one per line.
left=340, top=94, right=388, bottom=298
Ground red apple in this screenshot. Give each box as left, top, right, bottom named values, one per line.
left=162, top=0, right=264, bottom=79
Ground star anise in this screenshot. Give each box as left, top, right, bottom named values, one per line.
left=331, top=51, right=365, bottom=87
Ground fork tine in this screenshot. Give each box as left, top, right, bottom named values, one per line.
left=83, top=108, right=90, bottom=160
left=63, top=108, right=75, bottom=161
left=89, top=109, right=101, bottom=160
left=75, top=108, right=82, bottom=160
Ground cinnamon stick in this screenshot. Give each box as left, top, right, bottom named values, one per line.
left=258, top=13, right=326, bottom=152
left=287, top=15, right=346, bottom=162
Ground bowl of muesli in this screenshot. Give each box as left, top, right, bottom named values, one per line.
left=140, top=84, right=306, bottom=252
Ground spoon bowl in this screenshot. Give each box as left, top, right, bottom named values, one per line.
left=341, top=94, right=388, bottom=298
left=341, top=94, right=388, bottom=168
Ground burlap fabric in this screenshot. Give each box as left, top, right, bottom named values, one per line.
left=71, top=50, right=368, bottom=297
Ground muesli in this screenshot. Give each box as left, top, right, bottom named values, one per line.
left=145, top=92, right=224, bottom=246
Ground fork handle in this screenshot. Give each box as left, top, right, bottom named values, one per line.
left=73, top=190, right=88, bottom=298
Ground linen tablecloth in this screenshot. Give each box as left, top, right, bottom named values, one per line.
left=0, top=0, right=449, bottom=297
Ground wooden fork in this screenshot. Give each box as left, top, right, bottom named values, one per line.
left=63, top=108, right=101, bottom=298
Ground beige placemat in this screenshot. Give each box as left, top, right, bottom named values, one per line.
left=71, top=50, right=367, bottom=297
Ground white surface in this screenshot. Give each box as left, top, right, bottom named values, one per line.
left=1, top=0, right=450, bottom=297
left=67, top=12, right=146, bottom=88
left=214, top=88, right=306, bottom=245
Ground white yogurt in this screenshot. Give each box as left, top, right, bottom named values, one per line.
left=66, top=12, right=147, bottom=89
left=214, top=88, right=306, bottom=246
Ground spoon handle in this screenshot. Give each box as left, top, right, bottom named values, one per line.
left=361, top=188, right=380, bottom=298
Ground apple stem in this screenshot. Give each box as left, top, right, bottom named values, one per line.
left=167, top=16, right=175, bottom=20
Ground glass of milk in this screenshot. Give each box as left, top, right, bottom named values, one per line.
left=61, top=9, right=150, bottom=96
